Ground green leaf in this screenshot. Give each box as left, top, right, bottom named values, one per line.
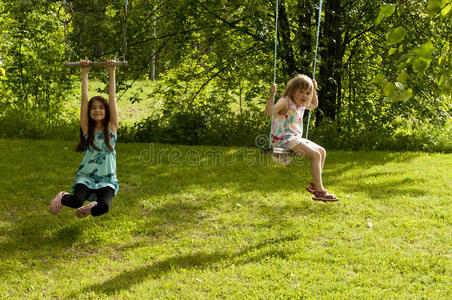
left=397, top=71, right=409, bottom=83
left=376, top=4, right=396, bottom=25
left=375, top=11, right=385, bottom=26
left=438, top=54, right=444, bottom=66
left=383, top=82, right=396, bottom=97
left=388, top=48, right=397, bottom=55
left=427, top=0, right=442, bottom=17
left=398, top=88, right=413, bottom=101
left=441, top=2, right=452, bottom=16
left=372, top=74, right=386, bottom=86
left=414, top=42, right=434, bottom=59
left=438, top=74, right=446, bottom=86
left=412, top=58, right=427, bottom=73
left=381, top=4, right=396, bottom=17
left=387, top=27, right=407, bottom=45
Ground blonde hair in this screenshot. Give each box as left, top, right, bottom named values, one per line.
left=283, top=74, right=313, bottom=99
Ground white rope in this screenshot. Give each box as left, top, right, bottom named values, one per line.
left=268, top=0, right=279, bottom=148
left=305, top=0, right=323, bottom=140
left=269, top=0, right=324, bottom=145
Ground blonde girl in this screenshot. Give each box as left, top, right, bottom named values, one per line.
left=265, top=74, right=339, bottom=202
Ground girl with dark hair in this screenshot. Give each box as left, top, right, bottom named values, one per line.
left=50, top=60, right=119, bottom=218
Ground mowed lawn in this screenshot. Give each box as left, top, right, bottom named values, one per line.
left=0, top=139, right=450, bottom=299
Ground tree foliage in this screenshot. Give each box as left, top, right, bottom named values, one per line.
left=0, top=0, right=450, bottom=150
left=0, top=0, right=73, bottom=126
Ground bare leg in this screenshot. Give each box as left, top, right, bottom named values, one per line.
left=305, top=140, right=326, bottom=170
left=291, top=141, right=324, bottom=191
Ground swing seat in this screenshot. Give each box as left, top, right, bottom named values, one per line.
left=260, top=147, right=297, bottom=156
left=259, top=147, right=294, bottom=155
left=271, top=147, right=295, bottom=167
left=272, top=147, right=294, bottom=155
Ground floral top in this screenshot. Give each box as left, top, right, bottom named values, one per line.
left=72, top=130, right=119, bottom=196
left=271, top=97, right=306, bottom=149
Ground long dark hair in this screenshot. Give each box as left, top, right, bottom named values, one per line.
left=76, top=96, right=114, bottom=152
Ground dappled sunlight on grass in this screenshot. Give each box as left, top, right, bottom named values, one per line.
left=0, top=139, right=450, bottom=298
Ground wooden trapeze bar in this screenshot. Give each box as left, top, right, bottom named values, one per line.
left=64, top=61, right=128, bottom=68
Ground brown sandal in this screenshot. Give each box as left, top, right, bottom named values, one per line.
left=306, top=182, right=316, bottom=194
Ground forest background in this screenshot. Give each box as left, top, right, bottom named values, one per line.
left=0, top=0, right=451, bottom=152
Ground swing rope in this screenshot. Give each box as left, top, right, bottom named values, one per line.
left=269, top=0, right=323, bottom=147
left=305, top=0, right=323, bottom=140
left=122, top=0, right=128, bottom=63
left=268, top=0, right=279, bottom=149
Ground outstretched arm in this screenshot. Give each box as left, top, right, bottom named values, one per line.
left=106, top=60, right=118, bottom=134
left=265, top=83, right=277, bottom=117
left=80, top=60, right=91, bottom=135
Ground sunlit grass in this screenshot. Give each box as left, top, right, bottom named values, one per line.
left=0, top=139, right=450, bottom=298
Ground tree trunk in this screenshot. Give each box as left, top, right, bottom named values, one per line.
left=317, top=0, right=342, bottom=124
left=297, top=0, right=313, bottom=74
left=18, top=42, right=28, bottom=110
left=278, top=0, right=298, bottom=78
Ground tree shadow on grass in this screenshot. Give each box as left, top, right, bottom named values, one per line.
left=0, top=142, right=427, bottom=281
left=325, top=167, right=427, bottom=200
left=338, top=177, right=426, bottom=200
left=117, top=146, right=424, bottom=200
left=115, top=148, right=425, bottom=220
left=126, top=185, right=340, bottom=242
left=68, top=235, right=299, bottom=297
left=0, top=216, right=84, bottom=272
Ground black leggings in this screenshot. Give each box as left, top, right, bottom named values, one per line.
left=62, top=183, right=114, bottom=217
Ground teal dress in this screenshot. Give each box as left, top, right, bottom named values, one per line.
left=72, top=130, right=119, bottom=198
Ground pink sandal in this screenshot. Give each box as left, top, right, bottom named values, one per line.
left=49, top=191, right=67, bottom=215
left=312, top=190, right=339, bottom=203
left=76, top=201, right=98, bottom=218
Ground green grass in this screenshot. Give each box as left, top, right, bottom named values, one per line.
left=0, top=139, right=451, bottom=298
